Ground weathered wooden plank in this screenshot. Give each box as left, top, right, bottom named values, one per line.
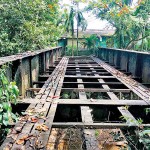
left=0, top=47, right=62, bottom=65
left=61, top=88, right=131, bottom=92
left=36, top=57, right=69, bottom=148
left=52, top=122, right=150, bottom=128
left=62, top=82, right=124, bottom=85
left=65, top=75, right=115, bottom=78
left=92, top=69, right=137, bottom=124
left=76, top=64, right=99, bottom=150
left=92, top=57, right=150, bottom=105
left=56, top=99, right=147, bottom=105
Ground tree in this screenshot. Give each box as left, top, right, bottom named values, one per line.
left=81, top=35, right=99, bottom=50
left=65, top=7, right=75, bottom=56
left=64, top=2, right=87, bottom=56
left=86, top=0, right=150, bottom=51
left=0, top=0, right=64, bottom=57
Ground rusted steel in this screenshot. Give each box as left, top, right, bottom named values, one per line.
left=52, top=122, right=150, bottom=128
left=1, top=55, right=150, bottom=150
left=92, top=56, right=150, bottom=105
left=98, top=48, right=150, bottom=83
left=56, top=99, right=147, bottom=105
left=0, top=47, right=62, bottom=66
left=1, top=57, right=69, bottom=150
left=61, top=88, right=131, bottom=92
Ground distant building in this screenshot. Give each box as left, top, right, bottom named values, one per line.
left=58, top=29, right=115, bottom=49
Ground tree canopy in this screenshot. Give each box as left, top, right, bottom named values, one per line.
left=86, top=0, right=150, bottom=51
left=0, top=0, right=64, bottom=56
left=0, top=0, right=149, bottom=57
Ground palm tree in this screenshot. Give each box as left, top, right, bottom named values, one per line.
left=65, top=7, right=75, bottom=56
left=65, top=5, right=87, bottom=56
left=76, top=7, right=87, bottom=55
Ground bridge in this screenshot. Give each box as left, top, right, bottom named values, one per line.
left=0, top=47, right=150, bottom=150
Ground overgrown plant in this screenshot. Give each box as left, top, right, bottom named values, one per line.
left=62, top=91, right=78, bottom=99
left=0, top=65, right=19, bottom=127
left=120, top=107, right=150, bottom=149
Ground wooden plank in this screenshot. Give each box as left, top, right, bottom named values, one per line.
left=62, top=82, right=124, bottom=85
left=39, top=57, right=69, bottom=148
left=91, top=68, right=137, bottom=124
left=92, top=57, right=150, bottom=105
left=66, top=71, right=111, bottom=75
left=65, top=75, right=115, bottom=78
left=52, top=122, right=150, bottom=128
left=0, top=47, right=62, bottom=65
left=56, top=99, right=147, bottom=105
left=61, top=88, right=131, bottom=92
left=76, top=64, right=99, bottom=150
left=26, top=88, right=41, bottom=91
left=1, top=57, right=69, bottom=149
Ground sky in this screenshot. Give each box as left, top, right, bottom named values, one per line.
left=61, top=0, right=139, bottom=30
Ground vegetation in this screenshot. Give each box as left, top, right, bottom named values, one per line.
left=64, top=3, right=87, bottom=56
left=86, top=0, right=150, bottom=51
left=0, top=65, right=19, bottom=144
left=0, top=0, right=64, bottom=57
left=0, top=0, right=149, bottom=57
left=66, top=45, right=78, bottom=56
left=81, top=34, right=100, bottom=55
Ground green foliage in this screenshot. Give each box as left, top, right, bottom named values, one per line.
left=0, top=0, right=64, bottom=57
left=66, top=45, right=78, bottom=56
left=120, top=107, right=150, bottom=149
left=145, top=108, right=150, bottom=115
left=86, top=92, right=109, bottom=99
left=95, top=130, right=99, bottom=137
left=86, top=0, right=150, bottom=51
left=120, top=115, right=143, bottom=126
left=81, top=34, right=99, bottom=50
left=110, top=131, right=124, bottom=142
left=61, top=91, right=78, bottom=99
left=139, top=128, right=150, bottom=149
left=0, top=65, right=19, bottom=127
left=64, top=3, right=87, bottom=56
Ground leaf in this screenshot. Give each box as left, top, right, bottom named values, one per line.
left=19, top=115, right=29, bottom=121
left=0, top=104, right=3, bottom=112
left=90, top=98, right=95, bottom=102
left=62, top=93, right=69, bottom=99
left=16, top=135, right=28, bottom=145
left=30, top=117, right=38, bottom=123
left=3, top=113, right=9, bottom=126
left=35, top=124, right=49, bottom=132
left=52, top=96, right=59, bottom=99
left=2, top=102, right=10, bottom=111
left=38, top=108, right=47, bottom=113
left=25, top=108, right=35, bottom=115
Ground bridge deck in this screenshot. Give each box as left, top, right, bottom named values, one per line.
left=1, top=56, right=150, bottom=150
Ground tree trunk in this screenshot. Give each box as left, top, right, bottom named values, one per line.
left=77, top=3, right=79, bottom=56
left=72, top=35, right=74, bottom=56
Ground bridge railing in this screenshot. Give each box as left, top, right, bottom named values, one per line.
left=0, top=46, right=63, bottom=96
left=97, top=47, right=150, bottom=83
